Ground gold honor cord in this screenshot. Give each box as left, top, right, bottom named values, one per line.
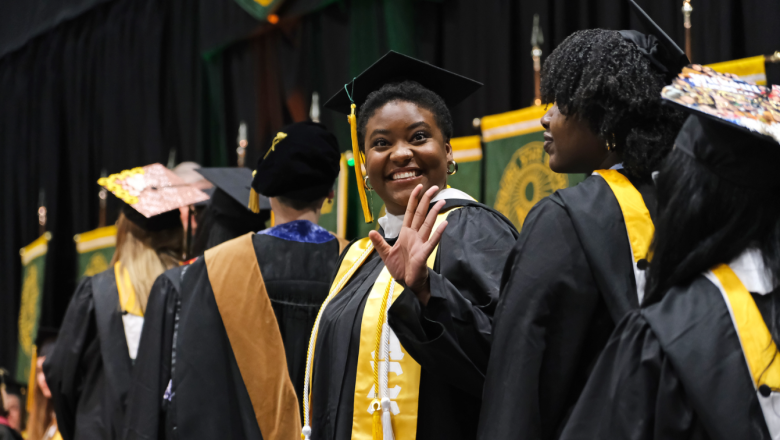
left=712, top=264, right=780, bottom=389
left=594, top=169, right=654, bottom=264
left=349, top=104, right=374, bottom=224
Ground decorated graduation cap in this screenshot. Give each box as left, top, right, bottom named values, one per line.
left=248, top=121, right=341, bottom=213
left=619, top=0, right=689, bottom=81
left=662, top=65, right=780, bottom=188
left=323, top=51, right=482, bottom=223
left=196, top=167, right=269, bottom=230
left=98, top=163, right=210, bottom=230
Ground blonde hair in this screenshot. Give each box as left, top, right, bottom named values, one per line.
left=110, top=212, right=184, bottom=312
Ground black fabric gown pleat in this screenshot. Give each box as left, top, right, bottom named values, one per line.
left=43, top=269, right=132, bottom=440
left=479, top=171, right=657, bottom=440
left=559, top=277, right=777, bottom=440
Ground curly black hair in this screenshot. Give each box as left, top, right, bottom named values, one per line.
left=357, top=80, right=453, bottom=150
left=541, top=29, right=686, bottom=180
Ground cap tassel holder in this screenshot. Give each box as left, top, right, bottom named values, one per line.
left=349, top=104, right=374, bottom=224
left=249, top=170, right=261, bottom=213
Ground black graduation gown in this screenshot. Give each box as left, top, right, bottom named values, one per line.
left=479, top=171, right=657, bottom=440
left=123, top=266, right=185, bottom=440
left=0, top=425, right=21, bottom=440
left=125, top=231, right=342, bottom=440
left=44, top=269, right=133, bottom=440
left=559, top=276, right=777, bottom=440
left=309, top=200, right=518, bottom=440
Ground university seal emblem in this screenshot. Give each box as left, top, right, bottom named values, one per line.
left=495, top=141, right=568, bottom=227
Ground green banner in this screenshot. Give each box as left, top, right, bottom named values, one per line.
left=15, top=233, right=50, bottom=382
left=482, top=106, right=584, bottom=230
left=448, top=135, right=482, bottom=201
left=75, top=226, right=117, bottom=279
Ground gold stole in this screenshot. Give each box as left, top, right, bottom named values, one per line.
left=712, top=264, right=780, bottom=388
left=204, top=233, right=301, bottom=440
left=115, top=261, right=143, bottom=316
left=349, top=210, right=456, bottom=440
left=594, top=169, right=654, bottom=264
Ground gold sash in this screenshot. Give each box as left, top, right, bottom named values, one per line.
left=205, top=233, right=301, bottom=440
left=115, top=262, right=143, bottom=317
left=303, top=207, right=461, bottom=440
left=712, top=264, right=780, bottom=389
left=594, top=169, right=654, bottom=264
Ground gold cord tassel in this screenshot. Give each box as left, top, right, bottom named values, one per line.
left=373, top=410, right=382, bottom=440
left=248, top=170, right=261, bottom=213
left=349, top=104, right=374, bottom=223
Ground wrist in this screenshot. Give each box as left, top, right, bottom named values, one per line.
left=409, top=272, right=431, bottom=306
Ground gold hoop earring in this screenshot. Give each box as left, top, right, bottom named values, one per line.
left=447, top=160, right=458, bottom=175
left=363, top=175, right=374, bottom=191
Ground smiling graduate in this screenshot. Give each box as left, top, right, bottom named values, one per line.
left=301, top=51, right=518, bottom=440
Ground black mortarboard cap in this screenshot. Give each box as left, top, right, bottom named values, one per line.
left=196, top=168, right=271, bottom=211
left=249, top=122, right=341, bottom=209
left=323, top=51, right=483, bottom=115
left=620, top=0, right=689, bottom=81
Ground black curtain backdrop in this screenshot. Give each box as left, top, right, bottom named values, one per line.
left=1, top=0, right=779, bottom=373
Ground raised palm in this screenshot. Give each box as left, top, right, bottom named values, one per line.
left=368, top=185, right=448, bottom=305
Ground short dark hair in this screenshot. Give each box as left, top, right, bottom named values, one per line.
left=357, top=80, right=453, bottom=150
left=541, top=29, right=686, bottom=180
left=276, top=196, right=325, bottom=211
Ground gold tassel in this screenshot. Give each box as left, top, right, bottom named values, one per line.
left=349, top=104, right=373, bottom=223
left=27, top=345, right=37, bottom=413
left=372, top=406, right=382, bottom=440
left=248, top=170, right=260, bottom=213
left=270, top=210, right=275, bottom=227
left=264, top=132, right=288, bottom=159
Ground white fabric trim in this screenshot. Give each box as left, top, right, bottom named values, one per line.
left=122, top=314, right=144, bottom=360
left=609, top=163, right=624, bottom=170
left=378, top=187, right=475, bottom=239
left=705, top=248, right=780, bottom=439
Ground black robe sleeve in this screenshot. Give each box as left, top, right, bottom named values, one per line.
left=43, top=278, right=95, bottom=440
left=478, top=197, right=611, bottom=440
left=388, top=205, right=518, bottom=398
left=124, top=273, right=180, bottom=440
left=559, top=312, right=703, bottom=440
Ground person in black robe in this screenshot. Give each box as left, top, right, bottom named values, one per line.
left=558, top=76, right=780, bottom=439
left=302, top=52, right=518, bottom=440
left=44, top=164, right=205, bottom=440
left=122, top=167, right=268, bottom=440
left=125, top=121, right=346, bottom=440
left=0, top=371, right=22, bottom=440
left=479, top=3, right=689, bottom=439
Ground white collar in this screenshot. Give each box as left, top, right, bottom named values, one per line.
left=609, top=163, right=624, bottom=170
left=377, top=187, right=474, bottom=239
left=729, top=248, right=776, bottom=295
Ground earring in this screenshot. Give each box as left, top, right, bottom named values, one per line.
left=447, top=160, right=458, bottom=175
left=605, top=133, right=617, bottom=152
left=363, top=175, right=374, bottom=191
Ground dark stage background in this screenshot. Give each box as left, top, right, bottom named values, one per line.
left=1, top=0, right=779, bottom=373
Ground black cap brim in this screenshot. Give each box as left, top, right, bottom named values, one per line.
left=196, top=168, right=271, bottom=211
left=323, top=51, right=483, bottom=115
left=626, top=0, right=689, bottom=71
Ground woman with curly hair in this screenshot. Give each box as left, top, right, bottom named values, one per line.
left=478, top=8, right=688, bottom=440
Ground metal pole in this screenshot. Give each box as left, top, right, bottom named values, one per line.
left=682, top=0, right=693, bottom=62
left=237, top=121, right=248, bottom=167
left=531, top=14, right=544, bottom=106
